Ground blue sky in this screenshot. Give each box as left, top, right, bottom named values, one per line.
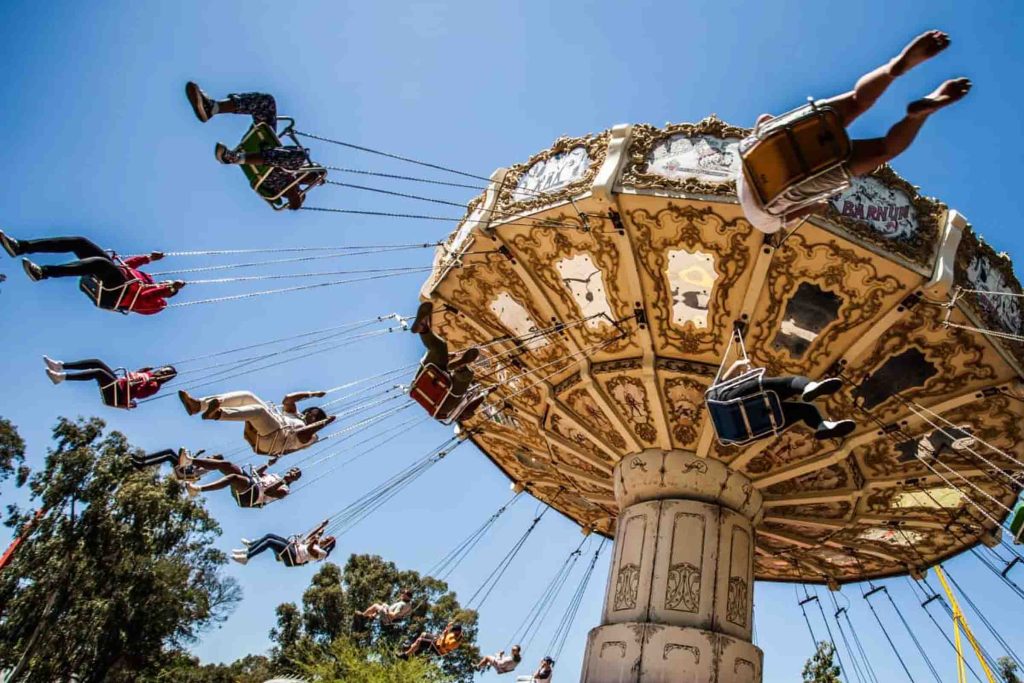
left=1, top=1, right=1023, bottom=681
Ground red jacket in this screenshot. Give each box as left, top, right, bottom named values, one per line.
left=116, top=255, right=176, bottom=315
left=106, top=370, right=162, bottom=408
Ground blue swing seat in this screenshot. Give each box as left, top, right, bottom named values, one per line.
left=705, top=368, right=785, bottom=446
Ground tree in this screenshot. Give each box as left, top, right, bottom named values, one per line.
left=0, top=415, right=28, bottom=493
left=999, top=656, right=1022, bottom=683
left=150, top=652, right=276, bottom=683
left=0, top=417, right=241, bottom=682
left=803, top=641, right=842, bottom=683
left=270, top=554, right=481, bottom=682
left=296, top=638, right=451, bottom=683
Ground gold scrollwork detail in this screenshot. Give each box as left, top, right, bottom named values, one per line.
left=496, top=130, right=612, bottom=213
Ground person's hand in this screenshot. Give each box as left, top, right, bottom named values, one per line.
left=150, top=251, right=165, bottom=261
left=313, top=390, right=327, bottom=398
left=268, top=456, right=280, bottom=466
left=325, top=415, right=337, bottom=425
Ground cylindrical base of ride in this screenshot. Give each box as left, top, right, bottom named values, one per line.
left=579, top=450, right=764, bottom=683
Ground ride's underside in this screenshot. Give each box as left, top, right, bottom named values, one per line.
left=420, top=116, right=1024, bottom=584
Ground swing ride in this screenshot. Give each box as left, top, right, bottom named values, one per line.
left=5, top=63, right=1024, bottom=683
left=414, top=116, right=1024, bottom=682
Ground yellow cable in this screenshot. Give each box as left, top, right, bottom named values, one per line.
left=934, top=566, right=996, bottom=683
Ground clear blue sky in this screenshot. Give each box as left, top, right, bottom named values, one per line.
left=1, top=1, right=1023, bottom=681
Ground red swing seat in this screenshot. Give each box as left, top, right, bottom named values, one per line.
left=410, top=364, right=483, bottom=425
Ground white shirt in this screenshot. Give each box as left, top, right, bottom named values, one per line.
left=383, top=599, right=412, bottom=622
left=254, top=473, right=287, bottom=506
left=492, top=654, right=518, bottom=673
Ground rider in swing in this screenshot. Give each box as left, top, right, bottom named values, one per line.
left=1, top=231, right=185, bottom=314
left=411, top=301, right=485, bottom=421
left=737, top=30, right=971, bottom=234
left=185, top=82, right=315, bottom=210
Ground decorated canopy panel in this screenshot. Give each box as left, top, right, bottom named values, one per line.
left=421, top=117, right=1024, bottom=584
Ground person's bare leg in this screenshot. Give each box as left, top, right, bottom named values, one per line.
left=191, top=458, right=243, bottom=477
left=193, top=473, right=248, bottom=493
left=821, top=30, right=951, bottom=126
left=848, top=78, right=971, bottom=176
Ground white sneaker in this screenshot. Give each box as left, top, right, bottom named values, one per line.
left=240, top=538, right=253, bottom=547
left=186, top=483, right=200, bottom=498
left=46, top=368, right=65, bottom=385
left=231, top=552, right=249, bottom=565
left=802, top=378, right=843, bottom=402
left=43, top=356, right=63, bottom=372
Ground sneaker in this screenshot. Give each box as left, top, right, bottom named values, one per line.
left=814, top=420, right=856, bottom=441
left=201, top=398, right=222, bottom=420
left=46, top=368, right=65, bottom=385
left=231, top=552, right=249, bottom=565
left=802, top=378, right=843, bottom=402
left=43, top=356, right=64, bottom=372
left=240, top=538, right=253, bottom=547
left=185, top=482, right=201, bottom=498
left=185, top=81, right=216, bottom=122
left=21, top=259, right=43, bottom=282
left=214, top=143, right=242, bottom=164
left=451, top=347, right=480, bottom=369
left=411, top=301, right=434, bottom=334
left=178, top=390, right=201, bottom=416
left=0, top=230, right=19, bottom=257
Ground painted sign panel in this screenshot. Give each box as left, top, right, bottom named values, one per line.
left=512, top=147, right=589, bottom=202
left=646, top=134, right=740, bottom=182
left=830, top=176, right=917, bottom=239
left=667, top=250, right=717, bottom=329
left=557, top=254, right=613, bottom=327
left=489, top=292, right=548, bottom=350
left=966, top=256, right=1023, bottom=334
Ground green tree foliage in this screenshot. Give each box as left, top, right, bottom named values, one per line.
left=802, top=641, right=842, bottom=683
left=999, top=656, right=1022, bottom=683
left=271, top=554, right=481, bottom=682
left=0, top=415, right=28, bottom=491
left=149, top=652, right=276, bottom=683
left=0, top=417, right=241, bottom=683
left=295, top=637, right=451, bottom=683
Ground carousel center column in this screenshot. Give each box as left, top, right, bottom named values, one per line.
left=579, top=449, right=764, bottom=683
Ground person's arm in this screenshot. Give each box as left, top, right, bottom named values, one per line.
left=254, top=464, right=269, bottom=476
left=295, top=415, right=336, bottom=439
left=308, top=518, right=330, bottom=538
left=264, top=481, right=290, bottom=500
left=282, top=390, right=327, bottom=413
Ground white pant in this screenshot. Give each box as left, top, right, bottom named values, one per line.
left=199, top=391, right=288, bottom=435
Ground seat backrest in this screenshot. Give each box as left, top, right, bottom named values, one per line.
left=410, top=364, right=454, bottom=418
left=741, top=104, right=851, bottom=210
left=1011, top=502, right=1024, bottom=544
left=236, top=122, right=327, bottom=208
left=706, top=391, right=784, bottom=446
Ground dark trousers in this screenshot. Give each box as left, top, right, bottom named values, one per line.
left=713, top=375, right=823, bottom=430
left=19, top=236, right=127, bottom=287
left=63, top=358, right=117, bottom=391
left=247, top=534, right=291, bottom=562
left=420, top=330, right=474, bottom=413
left=132, top=448, right=176, bottom=468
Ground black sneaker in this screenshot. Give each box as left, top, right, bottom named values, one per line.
left=0, top=230, right=19, bottom=257
left=185, top=81, right=215, bottom=122
left=21, top=259, right=43, bottom=282
left=452, top=347, right=481, bottom=369
left=214, top=143, right=242, bottom=164
left=411, top=301, right=434, bottom=334
left=802, top=377, right=843, bottom=402
left=814, top=419, right=856, bottom=440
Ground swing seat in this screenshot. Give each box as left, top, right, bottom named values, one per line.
left=740, top=101, right=852, bottom=217
left=1010, top=502, right=1024, bottom=544
left=78, top=276, right=134, bottom=315
left=237, top=120, right=327, bottom=211
left=409, top=364, right=480, bottom=425
left=705, top=369, right=785, bottom=446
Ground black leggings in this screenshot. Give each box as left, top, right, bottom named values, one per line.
left=19, top=236, right=127, bottom=287
left=132, top=448, right=176, bottom=468
left=62, top=359, right=120, bottom=404
left=714, top=375, right=823, bottom=429
left=247, top=534, right=295, bottom=564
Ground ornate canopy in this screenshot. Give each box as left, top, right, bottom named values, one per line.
left=420, top=116, right=1024, bottom=584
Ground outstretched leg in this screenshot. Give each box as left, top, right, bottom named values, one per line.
left=246, top=534, right=290, bottom=559
left=186, top=83, right=278, bottom=127
left=821, top=30, right=951, bottom=127
left=847, top=78, right=972, bottom=176
left=132, top=448, right=177, bottom=468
